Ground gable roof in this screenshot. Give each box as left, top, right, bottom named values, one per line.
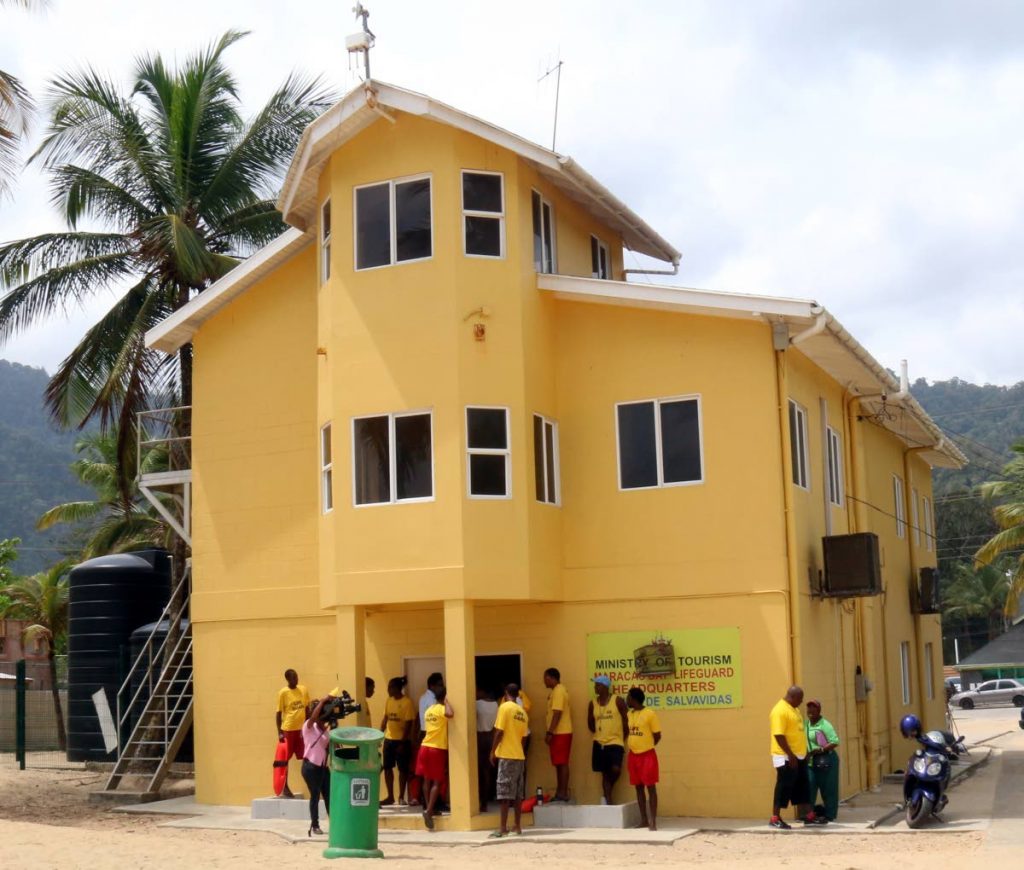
left=276, top=80, right=681, bottom=265
left=954, top=621, right=1024, bottom=669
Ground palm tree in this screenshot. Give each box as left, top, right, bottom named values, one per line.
left=0, top=0, right=48, bottom=197
left=943, top=561, right=1012, bottom=643
left=975, top=441, right=1024, bottom=618
left=0, top=562, right=71, bottom=751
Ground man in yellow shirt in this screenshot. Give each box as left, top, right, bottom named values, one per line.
left=768, top=685, right=827, bottom=828
left=587, top=675, right=628, bottom=805
left=543, top=667, right=572, bottom=801
left=626, top=688, right=661, bottom=831
left=415, top=685, right=453, bottom=831
left=489, top=683, right=530, bottom=838
left=275, top=669, right=310, bottom=799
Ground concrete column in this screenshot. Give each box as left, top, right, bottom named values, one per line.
left=335, top=605, right=370, bottom=727
left=443, top=599, right=477, bottom=829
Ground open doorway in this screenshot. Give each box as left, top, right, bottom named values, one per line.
left=475, top=653, right=523, bottom=700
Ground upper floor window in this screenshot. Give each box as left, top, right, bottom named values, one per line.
left=320, top=422, right=333, bottom=513
left=353, top=411, right=433, bottom=505
left=590, top=235, right=610, bottom=279
left=911, top=487, right=921, bottom=546
left=532, top=190, right=555, bottom=273
left=462, top=171, right=504, bottom=258
left=320, top=199, right=332, bottom=282
left=466, top=407, right=510, bottom=498
left=616, top=396, right=703, bottom=490
left=922, top=495, right=933, bottom=552
left=534, top=414, right=560, bottom=505
left=354, top=175, right=432, bottom=270
left=893, top=474, right=907, bottom=538
left=826, top=425, right=843, bottom=507
left=788, top=400, right=810, bottom=490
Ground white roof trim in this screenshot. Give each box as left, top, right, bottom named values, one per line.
left=145, top=228, right=311, bottom=353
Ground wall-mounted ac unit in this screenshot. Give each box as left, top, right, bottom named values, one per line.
left=822, top=533, right=882, bottom=597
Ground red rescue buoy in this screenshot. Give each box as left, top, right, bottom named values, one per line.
left=272, top=739, right=289, bottom=796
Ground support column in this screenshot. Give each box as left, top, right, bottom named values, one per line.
left=335, top=605, right=370, bottom=727
left=443, top=599, right=477, bottom=829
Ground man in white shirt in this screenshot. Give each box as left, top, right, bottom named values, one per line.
left=418, top=672, right=444, bottom=735
left=476, top=687, right=499, bottom=812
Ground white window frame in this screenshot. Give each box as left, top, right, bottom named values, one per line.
left=899, top=641, right=911, bottom=705
left=350, top=409, right=435, bottom=507
left=590, top=234, right=610, bottom=279
left=352, top=173, right=433, bottom=272
left=924, top=642, right=935, bottom=701
left=534, top=413, right=561, bottom=506
left=319, top=196, right=331, bottom=280
left=461, top=170, right=505, bottom=259
left=320, top=422, right=333, bottom=514
left=788, top=399, right=810, bottom=491
left=893, top=474, right=907, bottom=539
left=531, top=189, right=556, bottom=273
left=922, top=496, right=933, bottom=552
left=614, top=395, right=705, bottom=491
left=911, top=487, right=921, bottom=546
left=465, top=406, right=511, bottom=500
left=825, top=425, right=843, bottom=507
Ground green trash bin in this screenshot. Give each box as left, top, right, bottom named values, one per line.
left=324, top=726, right=385, bottom=859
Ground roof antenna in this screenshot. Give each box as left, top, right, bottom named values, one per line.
left=538, top=56, right=564, bottom=152
left=347, top=3, right=376, bottom=81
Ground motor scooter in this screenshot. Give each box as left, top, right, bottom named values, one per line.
left=902, top=729, right=951, bottom=828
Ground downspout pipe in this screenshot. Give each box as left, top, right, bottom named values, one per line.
left=789, top=310, right=827, bottom=346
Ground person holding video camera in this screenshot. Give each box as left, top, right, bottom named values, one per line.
left=301, top=696, right=332, bottom=836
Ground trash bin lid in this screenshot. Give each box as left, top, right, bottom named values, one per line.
left=329, top=726, right=385, bottom=744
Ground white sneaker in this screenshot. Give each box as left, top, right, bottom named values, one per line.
left=600, top=798, right=608, bottom=805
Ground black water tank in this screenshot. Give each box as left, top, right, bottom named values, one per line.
left=67, top=550, right=171, bottom=762
left=128, top=618, right=194, bottom=763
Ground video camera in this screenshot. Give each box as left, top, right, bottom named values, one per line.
left=322, top=690, right=361, bottom=728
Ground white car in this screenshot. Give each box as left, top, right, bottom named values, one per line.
left=950, top=678, right=1024, bottom=709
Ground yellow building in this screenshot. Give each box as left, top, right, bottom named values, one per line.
left=147, top=81, right=966, bottom=826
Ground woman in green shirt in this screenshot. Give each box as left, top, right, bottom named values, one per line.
left=805, top=699, right=840, bottom=821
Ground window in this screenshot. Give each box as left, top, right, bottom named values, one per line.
left=466, top=407, right=510, bottom=498
left=899, top=641, right=911, bottom=705
left=924, top=643, right=935, bottom=701
left=922, top=496, right=933, bottom=552
left=590, top=235, right=610, bottom=279
left=354, top=175, right=432, bottom=270
left=462, top=171, right=504, bottom=258
left=533, top=414, right=560, bottom=505
left=826, top=425, right=843, bottom=506
left=320, top=199, right=332, bottom=282
left=616, top=396, right=703, bottom=490
left=320, top=423, right=333, bottom=513
left=911, top=488, right=921, bottom=546
left=531, top=190, right=555, bottom=273
left=788, top=400, right=810, bottom=490
left=352, top=411, right=433, bottom=505
left=893, top=475, right=906, bottom=538
left=0, top=637, right=5, bottom=655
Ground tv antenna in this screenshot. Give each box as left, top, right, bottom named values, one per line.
left=538, top=58, right=564, bottom=152
left=347, top=3, right=376, bottom=80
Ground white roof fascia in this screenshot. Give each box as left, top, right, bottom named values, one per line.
left=145, top=227, right=312, bottom=354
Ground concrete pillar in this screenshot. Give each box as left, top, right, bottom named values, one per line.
left=443, top=599, right=477, bottom=829
left=335, top=605, right=370, bottom=727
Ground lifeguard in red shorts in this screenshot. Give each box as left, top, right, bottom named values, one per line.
left=626, top=687, right=661, bottom=831
left=275, top=668, right=310, bottom=798
left=543, top=667, right=573, bottom=802
left=415, top=685, right=453, bottom=830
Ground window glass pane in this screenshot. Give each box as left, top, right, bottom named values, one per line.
left=533, top=415, right=545, bottom=501
left=618, top=402, right=657, bottom=489
left=356, top=184, right=390, bottom=269
left=600, top=244, right=608, bottom=278
left=470, top=454, right=507, bottom=496
left=322, top=200, right=331, bottom=239
left=395, top=179, right=432, bottom=262
left=467, top=408, right=507, bottom=449
left=321, top=425, right=332, bottom=466
left=660, top=399, right=701, bottom=483
left=395, top=413, right=432, bottom=499
left=545, top=420, right=556, bottom=502
left=463, top=173, right=502, bottom=212
left=323, top=469, right=333, bottom=512
left=532, top=191, right=543, bottom=270
left=591, top=237, right=600, bottom=276
left=354, top=416, right=390, bottom=504
left=465, top=216, right=501, bottom=257
left=542, top=202, right=554, bottom=271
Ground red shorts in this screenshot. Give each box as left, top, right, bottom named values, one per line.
left=628, top=749, right=659, bottom=786
left=416, top=746, right=448, bottom=782
left=281, top=729, right=304, bottom=760
left=548, top=732, right=572, bottom=766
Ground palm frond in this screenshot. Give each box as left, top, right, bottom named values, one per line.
left=0, top=69, right=33, bottom=197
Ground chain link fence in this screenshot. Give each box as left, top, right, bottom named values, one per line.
left=0, top=655, right=82, bottom=770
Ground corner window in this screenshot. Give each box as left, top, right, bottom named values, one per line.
left=922, top=496, right=933, bottom=552
left=531, top=190, right=555, bottom=273
left=466, top=407, right=510, bottom=498
left=911, top=488, right=921, bottom=546
left=616, top=396, right=703, bottom=490
left=825, top=425, right=842, bottom=507
left=354, top=175, right=432, bottom=270
left=893, top=474, right=906, bottom=539
left=899, top=641, right=911, bottom=705
left=320, top=199, right=332, bottom=282
left=533, top=414, right=560, bottom=505
left=352, top=411, right=433, bottom=505
left=788, top=400, right=810, bottom=490
left=590, top=235, right=609, bottom=279
left=462, top=171, right=504, bottom=258
left=320, top=423, right=333, bottom=513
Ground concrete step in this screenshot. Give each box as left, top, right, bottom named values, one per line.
left=534, top=800, right=642, bottom=829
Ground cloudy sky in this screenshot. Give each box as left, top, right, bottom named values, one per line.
left=1, top=0, right=1022, bottom=385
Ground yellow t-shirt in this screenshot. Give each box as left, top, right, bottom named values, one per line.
left=277, top=685, right=310, bottom=731
left=592, top=697, right=625, bottom=747
left=546, top=683, right=572, bottom=734
left=627, top=707, right=661, bottom=754
left=384, top=695, right=415, bottom=741
left=769, top=698, right=807, bottom=757
left=421, top=702, right=449, bottom=751
left=494, top=700, right=529, bottom=760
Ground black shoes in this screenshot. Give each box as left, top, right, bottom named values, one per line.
left=769, top=816, right=792, bottom=829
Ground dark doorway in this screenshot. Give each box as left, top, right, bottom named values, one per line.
left=475, top=654, right=522, bottom=700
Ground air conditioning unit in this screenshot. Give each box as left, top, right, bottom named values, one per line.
left=915, top=566, right=940, bottom=614
left=822, top=533, right=882, bottom=597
